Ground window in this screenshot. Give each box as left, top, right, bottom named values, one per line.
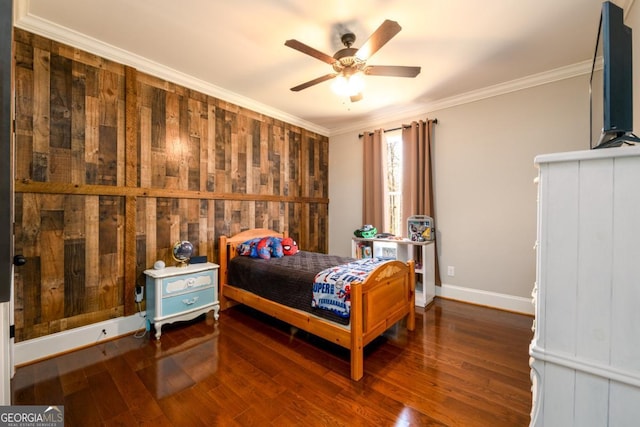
left=385, top=130, right=402, bottom=236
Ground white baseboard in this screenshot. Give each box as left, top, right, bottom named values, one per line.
left=0, top=303, right=10, bottom=404
left=436, top=283, right=534, bottom=315
left=14, top=313, right=147, bottom=367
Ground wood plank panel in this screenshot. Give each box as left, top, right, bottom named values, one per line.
left=84, top=196, right=100, bottom=311
left=15, top=193, right=40, bottom=257
left=14, top=256, right=42, bottom=342
left=16, top=180, right=328, bottom=203
left=14, top=48, right=34, bottom=181
left=150, top=149, right=166, bottom=188
left=205, top=103, right=216, bottom=191
left=178, top=93, right=190, bottom=190
left=189, top=137, right=201, bottom=191
left=117, top=96, right=126, bottom=187
left=150, top=86, right=166, bottom=150
left=40, top=202, right=65, bottom=323
left=49, top=53, right=71, bottom=150
left=164, top=90, right=181, bottom=189
left=124, top=66, right=138, bottom=313
left=71, top=61, right=87, bottom=184
left=135, top=234, right=148, bottom=296
left=199, top=200, right=209, bottom=257
left=99, top=68, right=121, bottom=128
left=63, top=238, right=86, bottom=317
left=48, top=147, right=71, bottom=183
left=269, top=122, right=282, bottom=196
left=155, top=198, right=173, bottom=250
left=124, top=194, right=137, bottom=314
left=32, top=47, right=50, bottom=179
left=215, top=106, right=230, bottom=192
left=13, top=28, right=329, bottom=341
left=98, top=125, right=117, bottom=185
left=144, top=198, right=157, bottom=268
left=139, top=105, right=152, bottom=188
left=287, top=129, right=300, bottom=197
left=85, top=96, right=100, bottom=184
left=98, top=196, right=124, bottom=310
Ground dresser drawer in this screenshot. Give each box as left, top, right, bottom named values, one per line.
left=162, top=269, right=215, bottom=297
left=161, top=287, right=215, bottom=317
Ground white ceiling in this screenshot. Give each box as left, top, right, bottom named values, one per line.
left=14, top=0, right=632, bottom=135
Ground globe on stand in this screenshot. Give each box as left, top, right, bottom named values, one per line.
left=172, top=241, right=194, bottom=267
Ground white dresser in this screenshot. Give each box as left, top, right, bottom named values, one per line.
left=530, top=147, right=640, bottom=426
left=144, top=262, right=220, bottom=339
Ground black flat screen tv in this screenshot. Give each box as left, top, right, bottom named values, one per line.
left=590, top=1, right=638, bottom=149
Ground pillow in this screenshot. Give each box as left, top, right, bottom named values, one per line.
left=256, top=236, right=284, bottom=259
left=237, top=238, right=261, bottom=257
left=282, top=237, right=299, bottom=255
left=270, top=237, right=284, bottom=258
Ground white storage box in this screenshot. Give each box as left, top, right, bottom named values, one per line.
left=373, top=242, right=397, bottom=259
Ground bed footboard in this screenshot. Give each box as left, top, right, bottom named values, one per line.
left=349, top=259, right=415, bottom=380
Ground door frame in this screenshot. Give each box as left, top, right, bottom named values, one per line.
left=0, top=0, right=15, bottom=404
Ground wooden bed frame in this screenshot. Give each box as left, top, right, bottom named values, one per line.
left=218, top=228, right=416, bottom=381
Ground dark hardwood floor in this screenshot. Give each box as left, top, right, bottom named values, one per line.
left=11, top=298, right=533, bottom=426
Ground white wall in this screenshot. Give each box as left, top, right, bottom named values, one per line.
left=329, top=75, right=591, bottom=311
left=328, top=132, right=363, bottom=256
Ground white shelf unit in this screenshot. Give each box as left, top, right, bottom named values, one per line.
left=352, top=237, right=435, bottom=307
left=530, top=147, right=640, bottom=426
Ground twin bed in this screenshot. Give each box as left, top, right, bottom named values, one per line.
left=218, top=228, right=416, bottom=381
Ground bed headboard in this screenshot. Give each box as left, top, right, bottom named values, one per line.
left=221, top=228, right=285, bottom=259
left=218, top=228, right=287, bottom=308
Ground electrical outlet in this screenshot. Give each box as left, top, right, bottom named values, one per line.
left=135, top=285, right=144, bottom=303
left=447, top=266, right=455, bottom=277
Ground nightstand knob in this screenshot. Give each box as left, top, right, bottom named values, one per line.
left=187, top=278, right=196, bottom=287
left=182, top=296, right=199, bottom=305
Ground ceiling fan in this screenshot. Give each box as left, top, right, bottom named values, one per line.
left=285, top=19, right=421, bottom=102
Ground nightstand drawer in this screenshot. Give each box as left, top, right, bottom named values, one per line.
left=161, top=287, right=215, bottom=317
left=162, top=269, right=215, bottom=296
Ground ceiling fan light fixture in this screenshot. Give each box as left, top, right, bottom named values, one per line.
left=331, top=71, right=365, bottom=97
left=285, top=19, right=419, bottom=102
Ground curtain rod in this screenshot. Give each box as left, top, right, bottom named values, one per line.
left=358, top=118, right=438, bottom=138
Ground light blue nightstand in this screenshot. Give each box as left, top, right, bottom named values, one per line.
left=144, top=262, right=219, bottom=339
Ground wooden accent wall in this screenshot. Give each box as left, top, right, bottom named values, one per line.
left=12, top=29, right=329, bottom=342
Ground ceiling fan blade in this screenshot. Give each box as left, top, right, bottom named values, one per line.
left=364, top=65, right=421, bottom=78
left=290, top=73, right=338, bottom=91
left=355, top=20, right=402, bottom=61
left=285, top=39, right=336, bottom=65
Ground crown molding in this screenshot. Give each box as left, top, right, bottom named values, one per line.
left=13, top=11, right=330, bottom=137
left=12, top=0, right=30, bottom=23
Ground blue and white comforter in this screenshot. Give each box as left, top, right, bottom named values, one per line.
left=312, top=258, right=387, bottom=318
